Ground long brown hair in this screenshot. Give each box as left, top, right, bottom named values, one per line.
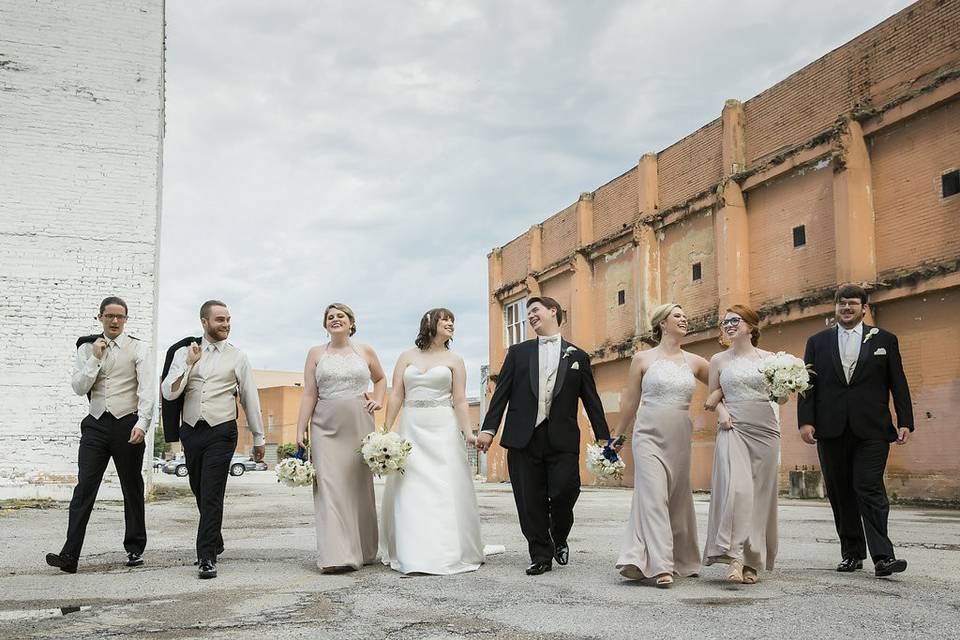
left=723, top=304, right=761, bottom=347
left=415, top=308, right=454, bottom=350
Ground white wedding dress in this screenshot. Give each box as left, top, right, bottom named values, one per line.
left=379, top=365, right=485, bottom=574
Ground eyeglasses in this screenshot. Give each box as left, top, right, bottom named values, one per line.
left=837, top=301, right=862, bottom=309
left=102, top=314, right=128, bottom=321
left=720, top=318, right=742, bottom=328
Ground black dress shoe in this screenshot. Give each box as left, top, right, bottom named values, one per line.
left=198, top=559, right=217, bottom=579
left=45, top=552, right=78, bottom=574
left=554, top=543, right=569, bottom=566
left=193, top=547, right=224, bottom=565
left=525, top=562, right=552, bottom=576
left=126, top=552, right=144, bottom=567
left=836, top=558, right=863, bottom=572
left=874, top=557, right=907, bottom=577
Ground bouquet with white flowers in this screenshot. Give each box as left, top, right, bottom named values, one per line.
left=759, top=351, right=813, bottom=401
left=359, top=430, right=413, bottom=477
left=275, top=457, right=315, bottom=487
left=586, top=438, right=626, bottom=481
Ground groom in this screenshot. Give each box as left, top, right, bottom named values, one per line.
left=798, top=284, right=913, bottom=578
left=477, top=296, right=617, bottom=575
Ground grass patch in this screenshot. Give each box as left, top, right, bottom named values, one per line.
left=0, top=498, right=57, bottom=513
left=145, top=484, right=194, bottom=503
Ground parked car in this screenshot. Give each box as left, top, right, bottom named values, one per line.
left=229, top=454, right=267, bottom=477
left=152, top=457, right=165, bottom=470
left=162, top=454, right=188, bottom=478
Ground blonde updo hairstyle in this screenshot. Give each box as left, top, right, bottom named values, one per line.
left=649, top=303, right=682, bottom=345
left=323, top=302, right=357, bottom=337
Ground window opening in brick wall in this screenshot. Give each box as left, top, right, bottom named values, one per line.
left=943, top=169, right=960, bottom=198
left=504, top=299, right=526, bottom=347
left=793, top=225, right=806, bottom=247
left=692, top=262, right=702, bottom=282
left=617, top=289, right=625, bottom=306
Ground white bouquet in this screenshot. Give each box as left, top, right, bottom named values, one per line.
left=759, top=351, right=813, bottom=401
left=275, top=457, right=315, bottom=487
left=586, top=441, right=625, bottom=481
left=359, top=430, right=413, bottom=477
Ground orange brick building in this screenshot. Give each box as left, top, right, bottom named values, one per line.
left=485, top=0, right=960, bottom=499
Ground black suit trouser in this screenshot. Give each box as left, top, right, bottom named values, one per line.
left=62, top=412, right=146, bottom=558
left=507, top=421, right=581, bottom=564
left=818, top=427, right=895, bottom=562
left=180, top=420, right=237, bottom=561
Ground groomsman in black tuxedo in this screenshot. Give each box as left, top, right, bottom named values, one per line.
left=798, top=284, right=913, bottom=577
left=46, top=296, right=153, bottom=573
left=477, top=296, right=619, bottom=575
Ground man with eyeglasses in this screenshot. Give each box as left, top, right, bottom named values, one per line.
left=798, top=284, right=913, bottom=578
left=46, top=296, right=154, bottom=574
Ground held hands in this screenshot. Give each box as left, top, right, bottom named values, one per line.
left=465, top=432, right=477, bottom=446
left=185, top=342, right=202, bottom=366
left=91, top=338, right=108, bottom=360
left=475, top=431, right=493, bottom=453
left=128, top=426, right=145, bottom=445
left=896, top=427, right=910, bottom=445
left=608, top=434, right=626, bottom=453
left=799, top=424, right=817, bottom=445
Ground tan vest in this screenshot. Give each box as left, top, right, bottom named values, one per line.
left=92, top=338, right=141, bottom=418
left=183, top=345, right=241, bottom=426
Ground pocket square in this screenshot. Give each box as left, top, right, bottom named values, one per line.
left=570, top=361, right=580, bottom=370
left=873, top=348, right=887, bottom=356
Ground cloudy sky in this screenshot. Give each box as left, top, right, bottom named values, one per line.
left=159, top=0, right=913, bottom=392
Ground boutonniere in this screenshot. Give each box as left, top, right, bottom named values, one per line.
left=570, top=361, right=580, bottom=370
left=562, top=346, right=577, bottom=360
left=863, top=328, right=879, bottom=344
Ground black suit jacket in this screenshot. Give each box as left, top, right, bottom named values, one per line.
left=481, top=338, right=610, bottom=454
left=159, top=336, right=202, bottom=443
left=797, top=324, right=913, bottom=442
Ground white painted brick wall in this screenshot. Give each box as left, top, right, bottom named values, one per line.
left=0, top=1, right=165, bottom=498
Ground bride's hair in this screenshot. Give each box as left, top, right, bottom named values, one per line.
left=649, top=303, right=682, bottom=344
left=415, top=308, right=455, bottom=350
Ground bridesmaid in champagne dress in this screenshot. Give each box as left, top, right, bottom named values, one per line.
left=702, top=304, right=782, bottom=585
left=614, top=304, right=709, bottom=588
left=296, top=303, right=386, bottom=573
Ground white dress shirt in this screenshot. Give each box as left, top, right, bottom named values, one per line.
left=71, top=333, right=154, bottom=433
left=838, top=322, right=863, bottom=382
left=161, top=338, right=265, bottom=446
left=536, top=333, right=562, bottom=425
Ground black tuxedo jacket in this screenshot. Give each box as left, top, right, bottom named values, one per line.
left=797, top=324, right=913, bottom=442
left=159, top=336, right=202, bottom=443
left=481, top=338, right=610, bottom=454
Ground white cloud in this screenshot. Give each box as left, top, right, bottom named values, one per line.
left=160, top=0, right=914, bottom=391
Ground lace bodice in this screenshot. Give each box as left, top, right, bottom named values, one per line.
left=403, top=365, right=453, bottom=408
left=719, top=355, right=769, bottom=402
left=640, top=358, right=696, bottom=407
left=315, top=350, right=370, bottom=399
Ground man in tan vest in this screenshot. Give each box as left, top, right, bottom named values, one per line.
left=162, top=300, right=265, bottom=579
left=46, top=296, right=154, bottom=574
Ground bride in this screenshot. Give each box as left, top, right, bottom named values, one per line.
left=378, top=308, right=485, bottom=575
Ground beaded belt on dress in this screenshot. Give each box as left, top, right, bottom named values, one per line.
left=406, top=399, right=452, bottom=408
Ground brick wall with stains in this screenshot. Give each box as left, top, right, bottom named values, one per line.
left=0, top=1, right=165, bottom=497
left=486, top=0, right=960, bottom=498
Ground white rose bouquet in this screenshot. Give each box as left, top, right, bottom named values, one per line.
left=275, top=457, right=315, bottom=487
left=359, top=430, right=413, bottom=477
left=758, top=351, right=813, bottom=402
left=586, top=440, right=626, bottom=481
